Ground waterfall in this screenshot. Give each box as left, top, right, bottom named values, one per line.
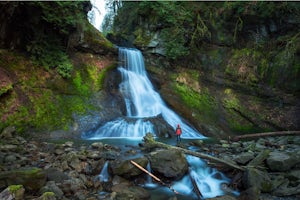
left=99, top=161, right=110, bottom=182
left=144, top=162, right=157, bottom=188
left=83, top=47, right=204, bottom=139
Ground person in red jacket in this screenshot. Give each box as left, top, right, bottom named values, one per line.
left=175, top=124, right=182, bottom=142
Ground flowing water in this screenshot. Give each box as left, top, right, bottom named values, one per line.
left=82, top=47, right=238, bottom=199
left=99, top=161, right=110, bottom=182
left=82, top=47, right=204, bottom=139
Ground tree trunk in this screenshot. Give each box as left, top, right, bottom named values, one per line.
left=230, top=131, right=300, bottom=142
left=142, top=133, right=245, bottom=171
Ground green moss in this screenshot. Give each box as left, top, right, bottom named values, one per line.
left=73, top=71, right=90, bottom=96
left=174, top=83, right=218, bottom=122
left=8, top=185, right=23, bottom=193
left=0, top=83, right=13, bottom=96
left=42, top=191, right=55, bottom=197
left=98, top=64, right=117, bottom=90
left=133, top=28, right=152, bottom=47
left=85, top=22, right=114, bottom=50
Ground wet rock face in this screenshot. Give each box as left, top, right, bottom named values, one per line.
left=148, top=149, right=188, bottom=179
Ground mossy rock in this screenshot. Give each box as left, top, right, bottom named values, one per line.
left=0, top=185, right=25, bottom=200
left=0, top=167, right=46, bottom=191
left=38, top=192, right=56, bottom=200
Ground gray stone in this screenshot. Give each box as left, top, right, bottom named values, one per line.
left=112, top=183, right=150, bottom=200
left=0, top=126, right=16, bottom=139
left=234, top=152, right=255, bottom=165
left=39, top=181, right=64, bottom=199
left=266, top=152, right=299, bottom=172
left=45, top=168, right=69, bottom=183
left=286, top=169, right=300, bottom=181
left=110, top=157, right=148, bottom=179
left=0, top=144, right=18, bottom=152
left=231, top=142, right=241, bottom=148
left=272, top=181, right=300, bottom=196
left=91, top=142, right=104, bottom=150
left=63, top=141, right=73, bottom=148
left=148, top=149, right=188, bottom=179
left=4, top=154, right=17, bottom=163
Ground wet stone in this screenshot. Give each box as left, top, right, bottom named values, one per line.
left=266, top=152, right=299, bottom=172
left=234, top=152, right=255, bottom=165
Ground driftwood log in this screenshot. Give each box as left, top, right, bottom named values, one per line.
left=230, top=131, right=300, bottom=142
left=142, top=133, right=245, bottom=171
left=130, top=160, right=180, bottom=194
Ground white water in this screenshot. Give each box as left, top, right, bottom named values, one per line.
left=99, top=161, right=110, bottom=182
left=172, top=155, right=236, bottom=199
left=84, top=47, right=204, bottom=139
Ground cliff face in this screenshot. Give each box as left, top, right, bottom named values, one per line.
left=0, top=2, right=117, bottom=133
left=110, top=2, right=300, bottom=137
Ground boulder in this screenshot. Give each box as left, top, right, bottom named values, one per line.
left=33, top=192, right=56, bottom=200
left=45, top=168, right=69, bottom=183
left=0, top=167, right=46, bottom=191
left=110, top=157, right=148, bottom=179
left=234, top=152, right=255, bottom=165
left=111, top=183, right=150, bottom=200
left=266, top=152, right=299, bottom=172
left=0, top=126, right=16, bottom=139
left=0, top=185, right=25, bottom=200
left=39, top=181, right=63, bottom=199
left=242, top=168, right=273, bottom=193
left=148, top=149, right=188, bottom=179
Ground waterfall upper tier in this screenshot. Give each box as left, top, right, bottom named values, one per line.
left=82, top=47, right=204, bottom=139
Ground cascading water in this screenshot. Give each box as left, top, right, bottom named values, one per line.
left=172, top=155, right=238, bottom=199
left=83, top=47, right=204, bottom=139
left=99, top=161, right=110, bottom=182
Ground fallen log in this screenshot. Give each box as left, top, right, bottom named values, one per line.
left=230, top=131, right=300, bottom=142
left=130, top=160, right=180, bottom=194
left=143, top=133, right=245, bottom=171
left=188, top=167, right=203, bottom=199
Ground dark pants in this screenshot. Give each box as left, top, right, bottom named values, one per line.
left=176, top=134, right=181, bottom=142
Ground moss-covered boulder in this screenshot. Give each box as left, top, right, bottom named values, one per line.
left=0, top=185, right=25, bottom=200
left=0, top=167, right=46, bottom=191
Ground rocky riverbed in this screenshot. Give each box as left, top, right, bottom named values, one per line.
left=0, top=126, right=299, bottom=200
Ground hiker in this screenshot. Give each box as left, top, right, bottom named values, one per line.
left=175, top=124, right=182, bottom=142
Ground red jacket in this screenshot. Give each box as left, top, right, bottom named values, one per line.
left=176, top=127, right=182, bottom=135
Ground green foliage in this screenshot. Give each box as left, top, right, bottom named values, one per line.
left=34, top=1, right=87, bottom=35
left=26, top=37, right=73, bottom=78
left=73, top=71, right=90, bottom=96
left=8, top=185, right=23, bottom=193
left=23, top=2, right=90, bottom=78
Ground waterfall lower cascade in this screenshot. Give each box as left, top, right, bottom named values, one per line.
left=172, top=155, right=239, bottom=199
left=83, top=47, right=205, bottom=139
